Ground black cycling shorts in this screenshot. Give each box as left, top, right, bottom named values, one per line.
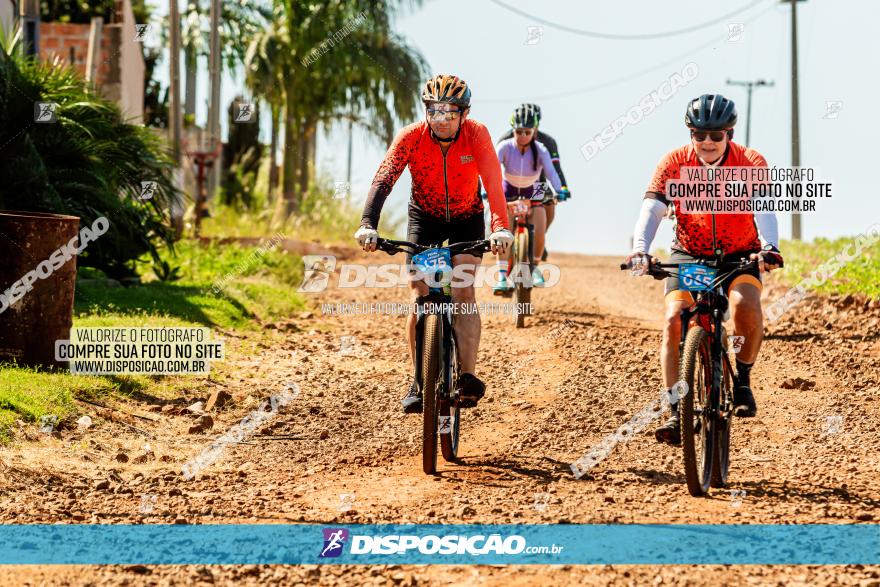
left=406, top=205, right=485, bottom=264
left=664, top=249, right=762, bottom=301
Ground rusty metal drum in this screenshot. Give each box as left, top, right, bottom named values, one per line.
left=0, top=210, right=80, bottom=368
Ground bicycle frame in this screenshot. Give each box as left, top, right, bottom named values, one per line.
left=661, top=259, right=756, bottom=416
left=507, top=199, right=537, bottom=275
left=377, top=237, right=489, bottom=404
left=676, top=285, right=737, bottom=420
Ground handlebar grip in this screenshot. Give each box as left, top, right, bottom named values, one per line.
left=619, top=263, right=629, bottom=270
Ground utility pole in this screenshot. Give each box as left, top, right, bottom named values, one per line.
left=346, top=119, right=353, bottom=185
left=788, top=0, right=805, bottom=240
left=169, top=0, right=184, bottom=238
left=206, top=0, right=222, bottom=207
left=168, top=0, right=182, bottom=165
left=725, top=79, right=774, bottom=147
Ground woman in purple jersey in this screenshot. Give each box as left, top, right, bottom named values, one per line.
left=493, top=104, right=562, bottom=292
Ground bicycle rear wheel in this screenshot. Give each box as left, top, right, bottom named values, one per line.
left=440, top=328, right=461, bottom=462
left=421, top=313, right=441, bottom=475
left=680, top=326, right=714, bottom=496
left=513, top=230, right=531, bottom=328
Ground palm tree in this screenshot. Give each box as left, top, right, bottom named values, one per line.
left=181, top=0, right=272, bottom=119
left=263, top=0, right=428, bottom=214
left=244, top=22, right=286, bottom=204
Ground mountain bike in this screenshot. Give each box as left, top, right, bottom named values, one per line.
left=620, top=256, right=759, bottom=496
left=507, top=198, right=544, bottom=328
left=377, top=237, right=490, bottom=475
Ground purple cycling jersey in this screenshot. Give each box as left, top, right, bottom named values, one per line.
left=496, top=138, right=562, bottom=201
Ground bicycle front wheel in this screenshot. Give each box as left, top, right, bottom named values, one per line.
left=440, top=328, right=461, bottom=462
left=421, top=313, right=441, bottom=475
left=680, top=325, right=715, bottom=496
left=513, top=230, right=531, bottom=328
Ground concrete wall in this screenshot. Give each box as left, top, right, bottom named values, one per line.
left=0, top=0, right=15, bottom=38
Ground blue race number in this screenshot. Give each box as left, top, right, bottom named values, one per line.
left=680, top=263, right=717, bottom=292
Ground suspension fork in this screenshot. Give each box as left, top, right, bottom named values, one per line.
left=709, top=308, right=725, bottom=415
left=527, top=221, right=535, bottom=270
left=442, top=308, right=456, bottom=399
left=413, top=301, right=426, bottom=391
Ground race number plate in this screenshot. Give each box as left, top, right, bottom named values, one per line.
left=509, top=200, right=530, bottom=216
left=680, top=263, right=717, bottom=292
left=412, top=247, right=452, bottom=274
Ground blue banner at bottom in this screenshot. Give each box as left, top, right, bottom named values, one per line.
left=0, top=524, right=877, bottom=565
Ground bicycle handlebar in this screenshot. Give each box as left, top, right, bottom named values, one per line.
left=619, top=257, right=758, bottom=282
left=377, top=237, right=491, bottom=257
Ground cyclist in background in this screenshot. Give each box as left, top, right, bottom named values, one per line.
left=493, top=104, right=563, bottom=293
left=624, top=94, right=783, bottom=445
left=497, top=103, right=570, bottom=261
left=355, top=74, right=512, bottom=413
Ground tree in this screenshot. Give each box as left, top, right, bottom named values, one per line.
left=253, top=0, right=428, bottom=215
left=180, top=0, right=271, bottom=119
left=244, top=22, right=285, bottom=204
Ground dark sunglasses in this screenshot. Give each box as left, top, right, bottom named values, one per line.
left=514, top=128, right=534, bottom=135
left=691, top=130, right=729, bottom=142
left=427, top=108, right=461, bottom=121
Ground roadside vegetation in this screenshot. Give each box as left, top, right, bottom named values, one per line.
left=778, top=235, right=880, bottom=299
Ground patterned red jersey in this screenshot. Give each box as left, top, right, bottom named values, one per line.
left=646, top=142, right=767, bottom=256
left=362, top=119, right=507, bottom=233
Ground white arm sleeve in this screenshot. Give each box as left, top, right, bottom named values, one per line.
left=754, top=212, right=779, bottom=250
left=632, top=198, right=667, bottom=254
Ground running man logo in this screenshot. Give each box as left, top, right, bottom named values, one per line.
left=524, top=25, right=543, bottom=45
left=39, top=415, right=58, bottom=435
left=333, top=181, right=350, bottom=199
left=727, top=23, right=744, bottom=42
left=728, top=335, right=745, bottom=354
left=35, top=102, right=58, bottom=123
left=298, top=255, right=337, bottom=292
left=134, top=24, right=151, bottom=42
left=319, top=528, right=349, bottom=558
left=140, top=181, right=157, bottom=201
left=823, top=101, right=843, bottom=120
left=531, top=182, right=548, bottom=200
left=438, top=416, right=452, bottom=435
left=235, top=103, right=256, bottom=123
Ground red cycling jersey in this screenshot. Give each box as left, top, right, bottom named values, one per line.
left=361, top=119, right=507, bottom=233
left=646, top=141, right=767, bottom=256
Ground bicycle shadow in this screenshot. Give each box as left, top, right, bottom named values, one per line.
left=437, top=454, right=569, bottom=485
left=732, top=480, right=880, bottom=509
left=625, top=467, right=687, bottom=486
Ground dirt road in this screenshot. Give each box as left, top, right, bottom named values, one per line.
left=1, top=250, right=879, bottom=585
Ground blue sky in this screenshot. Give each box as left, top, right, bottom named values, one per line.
left=152, top=0, right=880, bottom=254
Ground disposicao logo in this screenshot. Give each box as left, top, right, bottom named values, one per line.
left=319, top=528, right=349, bottom=558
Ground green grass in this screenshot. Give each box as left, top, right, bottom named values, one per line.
left=0, top=367, right=105, bottom=442
left=202, top=172, right=405, bottom=243
left=777, top=233, right=880, bottom=298
left=74, top=239, right=306, bottom=329
left=0, top=237, right=308, bottom=442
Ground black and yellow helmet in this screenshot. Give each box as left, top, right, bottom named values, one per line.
left=422, top=74, right=471, bottom=108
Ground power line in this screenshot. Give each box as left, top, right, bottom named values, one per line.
left=479, top=3, right=775, bottom=103
left=489, top=0, right=766, bottom=40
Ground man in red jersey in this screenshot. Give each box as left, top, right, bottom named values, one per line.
left=625, top=94, right=784, bottom=444
left=355, top=74, right=512, bottom=414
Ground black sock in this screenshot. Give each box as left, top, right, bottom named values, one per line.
left=736, top=360, right=753, bottom=388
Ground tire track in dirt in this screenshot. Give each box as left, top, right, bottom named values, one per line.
left=1, top=250, right=878, bottom=586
